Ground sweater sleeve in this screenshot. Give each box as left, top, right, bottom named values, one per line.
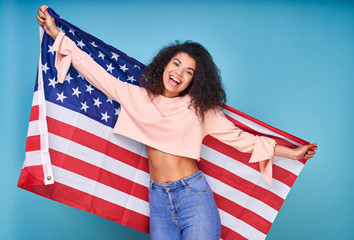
left=204, top=108, right=276, bottom=184
left=51, top=31, right=137, bottom=105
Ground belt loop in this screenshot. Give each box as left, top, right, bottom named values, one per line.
left=181, top=179, right=186, bottom=187
left=150, top=180, right=154, bottom=190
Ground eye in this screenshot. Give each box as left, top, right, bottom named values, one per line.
left=173, top=62, right=179, bottom=67
left=186, top=70, right=193, bottom=76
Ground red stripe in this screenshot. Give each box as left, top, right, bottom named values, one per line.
left=47, top=116, right=284, bottom=209
left=203, top=135, right=298, bottom=187
left=221, top=225, right=248, bottom=240
left=17, top=165, right=45, bottom=187
left=225, top=114, right=308, bottom=165
left=49, top=148, right=149, bottom=202
left=19, top=181, right=150, bottom=233
left=29, top=105, right=39, bottom=121
left=220, top=103, right=310, bottom=146
left=46, top=117, right=149, bottom=173
left=47, top=110, right=298, bottom=188
left=49, top=148, right=272, bottom=234
left=214, top=193, right=272, bottom=235
left=198, top=159, right=283, bottom=211
left=26, top=135, right=41, bottom=152
left=225, top=115, right=300, bottom=149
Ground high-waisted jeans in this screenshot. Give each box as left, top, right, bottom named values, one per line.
left=149, top=170, right=221, bottom=240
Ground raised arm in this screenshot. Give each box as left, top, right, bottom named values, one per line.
left=37, top=5, right=138, bottom=105
left=204, top=108, right=317, bottom=184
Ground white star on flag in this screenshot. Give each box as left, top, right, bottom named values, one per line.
left=72, top=87, right=82, bottom=98
left=119, top=64, right=129, bottom=72
left=101, top=111, right=111, bottom=122
left=77, top=73, right=84, bottom=79
left=93, top=97, right=102, bottom=108
left=98, top=51, right=105, bottom=60
left=106, top=63, right=115, bottom=73
left=56, top=91, right=67, bottom=103
left=41, top=62, right=50, bottom=74
left=90, top=41, right=98, bottom=47
left=86, top=84, right=94, bottom=94
left=127, top=75, right=136, bottom=83
left=48, top=77, right=57, bottom=88
left=69, top=28, right=75, bottom=36
left=80, top=101, right=89, bottom=112
left=77, top=40, right=86, bottom=49
left=48, top=45, right=55, bottom=55
left=106, top=96, right=113, bottom=104
left=111, top=52, right=119, bottom=61
left=57, top=25, right=64, bottom=32
left=114, top=107, right=121, bottom=116
left=64, top=73, right=73, bottom=83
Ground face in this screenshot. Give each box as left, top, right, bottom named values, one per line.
left=162, top=52, right=196, bottom=98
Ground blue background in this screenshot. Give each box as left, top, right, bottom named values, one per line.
left=1, top=0, right=353, bottom=239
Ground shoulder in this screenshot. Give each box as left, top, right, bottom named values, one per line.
left=204, top=107, right=225, bottom=120
left=118, top=82, right=149, bottom=104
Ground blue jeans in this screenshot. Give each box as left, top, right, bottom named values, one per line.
left=149, top=170, right=221, bottom=240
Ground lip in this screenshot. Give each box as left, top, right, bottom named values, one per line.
left=168, top=77, right=180, bottom=87
left=170, top=75, right=181, bottom=84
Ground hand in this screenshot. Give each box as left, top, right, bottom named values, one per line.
left=36, top=5, right=60, bottom=40
left=292, top=143, right=318, bottom=160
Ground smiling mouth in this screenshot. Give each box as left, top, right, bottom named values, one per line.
left=170, top=76, right=181, bottom=84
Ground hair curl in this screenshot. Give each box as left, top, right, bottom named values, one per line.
left=140, top=41, right=226, bottom=121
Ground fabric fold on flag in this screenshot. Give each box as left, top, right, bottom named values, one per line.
left=18, top=7, right=310, bottom=240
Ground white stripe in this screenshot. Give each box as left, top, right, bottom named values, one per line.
left=219, top=209, right=266, bottom=240
left=274, top=156, right=304, bottom=176
left=46, top=101, right=293, bottom=199
left=48, top=133, right=150, bottom=188
left=221, top=108, right=305, bottom=179
left=32, top=91, right=39, bottom=106
left=201, top=145, right=291, bottom=199
left=46, top=100, right=282, bottom=222
left=27, top=120, right=48, bottom=137
left=222, top=108, right=300, bottom=147
left=52, top=165, right=150, bottom=216
left=23, top=151, right=47, bottom=167
left=205, top=175, right=277, bottom=223
left=27, top=120, right=40, bottom=136
left=35, top=27, right=53, bottom=185
left=45, top=101, right=148, bottom=158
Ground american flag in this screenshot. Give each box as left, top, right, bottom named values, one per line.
left=18, top=7, right=310, bottom=240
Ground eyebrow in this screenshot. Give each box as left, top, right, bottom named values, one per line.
left=173, top=58, right=195, bottom=72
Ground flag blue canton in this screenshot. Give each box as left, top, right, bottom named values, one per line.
left=38, top=9, right=144, bottom=128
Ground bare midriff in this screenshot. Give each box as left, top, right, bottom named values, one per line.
left=146, top=145, right=199, bottom=184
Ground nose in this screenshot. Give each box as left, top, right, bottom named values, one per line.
left=175, top=68, right=183, bottom=77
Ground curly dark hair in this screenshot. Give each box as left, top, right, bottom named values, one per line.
left=140, top=41, right=226, bottom=121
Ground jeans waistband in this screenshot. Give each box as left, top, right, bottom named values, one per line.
left=150, top=170, right=203, bottom=191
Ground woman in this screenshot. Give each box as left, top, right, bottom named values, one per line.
left=37, top=5, right=317, bottom=240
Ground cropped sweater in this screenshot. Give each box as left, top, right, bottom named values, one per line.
left=52, top=32, right=276, bottom=184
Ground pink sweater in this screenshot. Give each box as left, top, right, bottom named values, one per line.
left=52, top=32, right=276, bottom=184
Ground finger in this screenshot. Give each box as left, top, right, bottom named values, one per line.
left=37, top=9, right=45, bottom=19
left=38, top=10, right=46, bottom=20
left=307, top=150, right=316, bottom=155
left=37, top=16, right=45, bottom=26
left=37, top=21, right=46, bottom=28
left=307, top=143, right=316, bottom=150
left=41, top=5, right=51, bottom=18
left=39, top=5, right=47, bottom=13
left=309, top=143, right=318, bottom=151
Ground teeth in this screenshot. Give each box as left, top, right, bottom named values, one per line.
left=170, top=76, right=180, bottom=84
